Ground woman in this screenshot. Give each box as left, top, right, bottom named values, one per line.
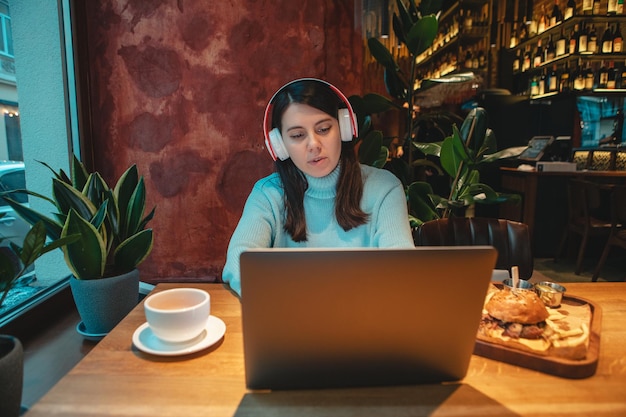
left=222, top=78, right=414, bottom=295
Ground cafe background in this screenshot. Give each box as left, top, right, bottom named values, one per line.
left=5, top=0, right=626, bottom=291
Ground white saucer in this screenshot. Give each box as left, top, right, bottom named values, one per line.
left=76, top=321, right=108, bottom=341
left=132, top=315, right=226, bottom=356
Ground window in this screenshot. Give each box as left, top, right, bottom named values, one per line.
left=0, top=0, right=80, bottom=325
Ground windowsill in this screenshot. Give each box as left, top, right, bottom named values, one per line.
left=0, top=285, right=97, bottom=411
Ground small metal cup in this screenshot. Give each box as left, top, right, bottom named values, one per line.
left=535, top=281, right=566, bottom=308
left=502, top=278, right=534, bottom=292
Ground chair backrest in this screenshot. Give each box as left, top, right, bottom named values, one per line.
left=413, top=217, right=534, bottom=280
left=610, top=185, right=626, bottom=226
left=567, top=179, right=607, bottom=224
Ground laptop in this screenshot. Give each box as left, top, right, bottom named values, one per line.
left=240, top=246, right=497, bottom=390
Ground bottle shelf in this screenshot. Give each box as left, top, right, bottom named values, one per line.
left=510, top=15, right=626, bottom=53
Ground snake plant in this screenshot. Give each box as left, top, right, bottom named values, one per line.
left=1, top=156, right=155, bottom=280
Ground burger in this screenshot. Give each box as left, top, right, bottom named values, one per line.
left=477, top=285, right=591, bottom=360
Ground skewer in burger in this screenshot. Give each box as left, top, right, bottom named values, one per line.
left=477, top=285, right=591, bottom=360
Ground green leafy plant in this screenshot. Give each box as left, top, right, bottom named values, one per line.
left=0, top=221, right=78, bottom=306
left=2, top=156, right=155, bottom=280
left=352, top=0, right=522, bottom=226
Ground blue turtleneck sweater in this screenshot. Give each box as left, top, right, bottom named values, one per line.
left=222, top=164, right=415, bottom=295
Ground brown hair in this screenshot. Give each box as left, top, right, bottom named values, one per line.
left=270, top=80, right=368, bottom=242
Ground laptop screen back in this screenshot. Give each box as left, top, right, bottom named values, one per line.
left=240, top=246, right=497, bottom=390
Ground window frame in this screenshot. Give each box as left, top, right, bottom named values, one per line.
left=0, top=0, right=92, bottom=327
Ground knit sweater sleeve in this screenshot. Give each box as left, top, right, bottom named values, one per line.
left=222, top=175, right=283, bottom=296
left=362, top=165, right=415, bottom=248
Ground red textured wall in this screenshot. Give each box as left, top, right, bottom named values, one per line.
left=82, top=1, right=364, bottom=282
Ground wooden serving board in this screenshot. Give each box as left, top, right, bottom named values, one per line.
left=473, top=292, right=602, bottom=379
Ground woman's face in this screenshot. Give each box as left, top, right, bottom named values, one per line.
left=280, top=103, right=342, bottom=178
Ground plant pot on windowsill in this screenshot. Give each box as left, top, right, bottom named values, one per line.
left=0, top=335, right=23, bottom=417
left=3, top=155, right=156, bottom=337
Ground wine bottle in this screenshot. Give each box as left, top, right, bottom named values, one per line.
left=465, top=48, right=473, bottom=69
left=602, top=24, right=614, bottom=53
left=618, top=0, right=624, bottom=14
left=588, top=24, right=598, bottom=53
left=513, top=49, right=521, bottom=72
left=522, top=46, right=532, bottom=72
left=614, top=23, right=623, bottom=52
left=529, top=13, right=538, bottom=36
left=574, top=60, right=586, bottom=90
left=599, top=61, right=609, bottom=88
left=565, top=0, right=576, bottom=19
left=618, top=60, right=626, bottom=87
left=478, top=48, right=486, bottom=69
left=584, top=62, right=595, bottom=90
left=593, top=0, right=601, bottom=14
left=539, top=69, right=547, bottom=95
left=510, top=23, right=518, bottom=48
left=546, top=35, right=556, bottom=61
left=583, top=0, right=593, bottom=15
left=579, top=22, right=589, bottom=53
left=464, top=9, right=473, bottom=29
left=538, top=6, right=547, bottom=33
left=569, top=24, right=580, bottom=54
left=560, top=61, right=571, bottom=92
left=609, top=0, right=618, bottom=15
left=556, top=27, right=567, bottom=56
left=551, top=0, right=563, bottom=26
left=548, top=64, right=559, bottom=92
left=607, top=61, right=617, bottom=88
left=530, top=75, right=540, bottom=96
left=520, top=18, right=528, bottom=40
left=534, top=40, right=543, bottom=67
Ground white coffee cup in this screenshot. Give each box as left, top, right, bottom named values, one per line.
left=144, top=288, right=210, bottom=343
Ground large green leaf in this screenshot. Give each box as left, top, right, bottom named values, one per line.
left=481, top=146, right=527, bottom=163
left=53, top=178, right=96, bottom=220
left=406, top=15, right=438, bottom=56
left=114, top=229, right=153, bottom=272
left=407, top=181, right=439, bottom=222
left=362, top=93, right=400, bottom=113
left=392, top=14, right=407, bottom=46
left=418, top=0, right=443, bottom=16
left=84, top=172, right=110, bottom=208
left=395, top=0, right=415, bottom=33
left=412, top=141, right=442, bottom=157
left=459, top=107, right=488, bottom=153
left=114, top=165, right=139, bottom=239
left=62, top=210, right=106, bottom=280
left=126, top=178, right=147, bottom=237
left=71, top=154, right=90, bottom=190
left=440, top=133, right=464, bottom=178
left=2, top=197, right=63, bottom=240
left=367, top=37, right=399, bottom=71
left=384, top=68, right=407, bottom=101
left=358, top=130, right=384, bottom=166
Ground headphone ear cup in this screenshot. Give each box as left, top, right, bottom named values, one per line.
left=338, top=108, right=354, bottom=142
left=268, top=128, right=289, bottom=161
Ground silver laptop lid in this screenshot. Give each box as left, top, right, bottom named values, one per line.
left=240, top=246, right=497, bottom=390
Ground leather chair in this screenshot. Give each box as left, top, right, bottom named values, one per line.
left=413, top=217, right=534, bottom=280
left=555, top=179, right=612, bottom=275
left=592, top=185, right=626, bottom=282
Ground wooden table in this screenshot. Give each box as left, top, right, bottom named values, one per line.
left=25, top=282, right=626, bottom=417
left=499, top=167, right=626, bottom=257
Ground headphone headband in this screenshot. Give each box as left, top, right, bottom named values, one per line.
left=262, top=78, right=358, bottom=161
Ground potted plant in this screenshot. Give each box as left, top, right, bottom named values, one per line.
left=0, top=221, right=77, bottom=417
left=2, top=155, right=156, bottom=335
left=351, top=0, right=523, bottom=226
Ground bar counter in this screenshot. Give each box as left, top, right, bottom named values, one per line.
left=24, top=282, right=626, bottom=417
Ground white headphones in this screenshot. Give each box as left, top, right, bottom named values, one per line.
left=262, top=78, right=359, bottom=161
